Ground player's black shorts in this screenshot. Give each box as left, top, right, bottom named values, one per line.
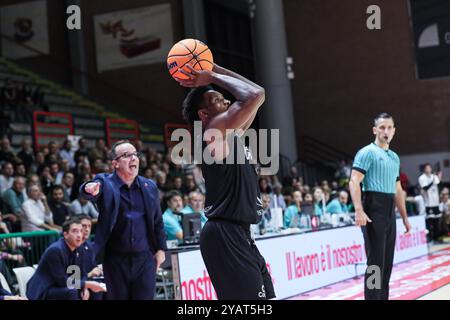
left=200, top=218, right=276, bottom=300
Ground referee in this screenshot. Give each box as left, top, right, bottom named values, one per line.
left=349, top=113, right=411, bottom=300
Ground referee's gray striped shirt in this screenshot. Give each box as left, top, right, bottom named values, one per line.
left=352, top=143, right=400, bottom=195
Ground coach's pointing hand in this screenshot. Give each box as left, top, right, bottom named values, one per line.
left=355, top=208, right=372, bottom=226
left=85, top=182, right=101, bottom=196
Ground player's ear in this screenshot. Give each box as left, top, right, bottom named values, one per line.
left=372, top=126, right=377, bottom=136
left=198, top=108, right=209, bottom=122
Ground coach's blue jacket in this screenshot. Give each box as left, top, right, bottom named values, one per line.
left=79, top=173, right=167, bottom=256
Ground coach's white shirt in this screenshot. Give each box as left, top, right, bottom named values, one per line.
left=21, top=199, right=54, bottom=232
left=418, top=173, right=440, bottom=207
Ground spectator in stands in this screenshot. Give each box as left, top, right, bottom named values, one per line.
left=282, top=186, right=294, bottom=207
left=257, top=193, right=272, bottom=235
left=59, top=139, right=75, bottom=169
left=289, top=166, right=301, bottom=181
left=41, top=146, right=49, bottom=157
left=162, top=162, right=171, bottom=176
left=302, top=184, right=311, bottom=195
left=69, top=194, right=99, bottom=221
left=38, top=165, right=54, bottom=196
left=27, top=173, right=41, bottom=189
left=169, top=163, right=184, bottom=180
left=30, top=151, right=45, bottom=174
left=48, top=185, right=70, bottom=227
left=259, top=177, right=272, bottom=194
left=269, top=182, right=286, bottom=211
left=155, top=170, right=171, bottom=193
left=162, top=190, right=183, bottom=242
left=21, top=184, right=60, bottom=232
left=326, top=190, right=349, bottom=214
left=45, top=141, right=61, bottom=164
left=331, top=181, right=339, bottom=192
left=149, top=163, right=159, bottom=175
left=26, top=218, right=105, bottom=300
left=172, top=176, right=183, bottom=194
left=0, top=162, right=14, bottom=194
left=335, top=160, right=351, bottom=187
left=61, top=172, right=75, bottom=202
left=182, top=191, right=207, bottom=227
left=145, top=148, right=156, bottom=165
left=2, top=176, right=26, bottom=229
left=134, top=140, right=144, bottom=153
left=14, top=162, right=26, bottom=177
left=313, top=187, right=326, bottom=216
left=418, top=163, right=442, bottom=242
left=143, top=167, right=154, bottom=180
left=303, top=192, right=314, bottom=205
left=59, top=158, right=71, bottom=173
left=92, top=159, right=105, bottom=175
left=284, top=190, right=304, bottom=228
left=74, top=138, right=89, bottom=166
left=76, top=162, right=92, bottom=180
left=181, top=174, right=198, bottom=195
left=89, top=139, right=108, bottom=164
left=17, top=138, right=35, bottom=174
left=49, top=162, right=63, bottom=185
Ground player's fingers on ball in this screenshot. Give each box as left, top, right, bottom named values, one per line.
left=179, top=69, right=195, bottom=79
left=185, top=64, right=196, bottom=73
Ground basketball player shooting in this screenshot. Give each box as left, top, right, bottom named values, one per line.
left=176, top=63, right=276, bottom=300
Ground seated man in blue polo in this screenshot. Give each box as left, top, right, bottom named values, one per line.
left=162, top=190, right=184, bottom=242
left=26, top=218, right=106, bottom=300
left=326, top=190, right=350, bottom=214
left=284, top=190, right=308, bottom=228
left=181, top=191, right=208, bottom=227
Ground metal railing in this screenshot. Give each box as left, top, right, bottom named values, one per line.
left=0, top=230, right=60, bottom=271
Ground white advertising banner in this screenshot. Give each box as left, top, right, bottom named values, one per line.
left=0, top=0, right=49, bottom=59
left=176, top=215, right=428, bottom=300
left=93, top=3, right=173, bottom=72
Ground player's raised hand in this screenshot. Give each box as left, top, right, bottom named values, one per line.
left=84, top=182, right=101, bottom=196
left=176, top=65, right=214, bottom=87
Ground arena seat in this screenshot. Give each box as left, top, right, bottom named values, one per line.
left=12, top=267, right=35, bottom=298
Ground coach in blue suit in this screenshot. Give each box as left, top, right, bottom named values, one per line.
left=80, top=140, right=167, bottom=300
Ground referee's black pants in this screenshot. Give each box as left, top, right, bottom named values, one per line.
left=362, top=191, right=396, bottom=300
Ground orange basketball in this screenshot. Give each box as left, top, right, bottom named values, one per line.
left=167, top=39, right=214, bottom=80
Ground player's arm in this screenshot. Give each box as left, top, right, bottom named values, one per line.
left=349, top=169, right=372, bottom=226
left=212, top=64, right=262, bottom=132
left=395, top=181, right=411, bottom=234
left=178, top=65, right=265, bottom=136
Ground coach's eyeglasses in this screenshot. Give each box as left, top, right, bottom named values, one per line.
left=115, top=151, right=142, bottom=161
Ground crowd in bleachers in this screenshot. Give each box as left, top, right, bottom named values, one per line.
left=0, top=134, right=449, bottom=298
left=1, top=135, right=450, bottom=238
